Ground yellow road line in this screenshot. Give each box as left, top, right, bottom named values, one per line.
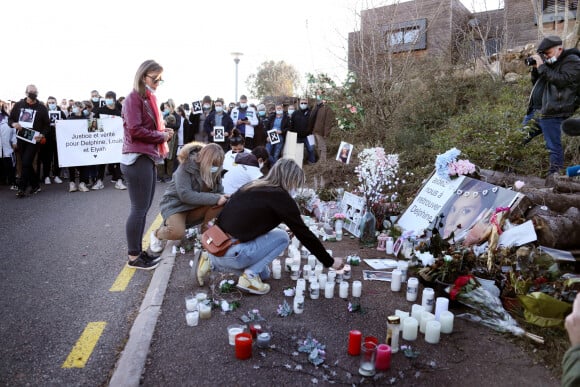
left=62, top=322, right=107, bottom=368
left=109, top=213, right=163, bottom=292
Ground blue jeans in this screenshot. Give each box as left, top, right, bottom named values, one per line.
left=297, top=136, right=315, bottom=163
left=266, top=138, right=285, bottom=165
left=209, top=228, right=289, bottom=279
left=523, top=112, right=564, bottom=173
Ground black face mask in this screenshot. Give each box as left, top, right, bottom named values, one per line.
left=27, top=92, right=38, bottom=100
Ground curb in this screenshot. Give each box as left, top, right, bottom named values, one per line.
left=108, top=241, right=178, bottom=387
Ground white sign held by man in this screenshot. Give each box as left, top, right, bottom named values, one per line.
left=56, top=117, right=124, bottom=167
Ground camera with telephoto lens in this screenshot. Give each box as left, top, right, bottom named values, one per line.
left=525, top=56, right=537, bottom=66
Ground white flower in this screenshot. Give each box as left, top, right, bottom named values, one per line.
left=417, top=251, right=435, bottom=266
left=514, top=180, right=525, bottom=190
left=443, top=254, right=453, bottom=262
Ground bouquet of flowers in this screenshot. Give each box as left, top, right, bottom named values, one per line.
left=435, top=147, right=477, bottom=180
left=354, top=147, right=399, bottom=211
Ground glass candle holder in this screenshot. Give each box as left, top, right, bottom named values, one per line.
left=227, top=324, right=245, bottom=345
left=358, top=342, right=377, bottom=377
left=185, top=310, right=199, bottom=327
left=185, top=295, right=198, bottom=312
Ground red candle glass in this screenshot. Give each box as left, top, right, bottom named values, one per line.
left=235, top=332, right=252, bottom=360
left=348, top=330, right=362, bottom=356
left=249, top=323, right=262, bottom=339
left=375, top=344, right=392, bottom=371
left=364, top=335, right=379, bottom=346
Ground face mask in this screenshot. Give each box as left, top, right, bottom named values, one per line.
left=105, top=98, right=114, bottom=106
left=215, top=106, right=223, bottom=113
left=72, top=107, right=80, bottom=114
left=288, top=109, right=295, bottom=115
left=276, top=109, right=283, bottom=115
left=145, top=85, right=155, bottom=93
left=92, top=97, right=100, bottom=103
left=258, top=111, right=266, bottom=117
left=300, top=103, right=308, bottom=110
left=239, top=103, right=247, bottom=108
left=27, top=92, right=38, bottom=100
left=48, top=103, right=57, bottom=110
left=210, top=166, right=219, bottom=173
left=203, top=104, right=211, bottom=110
left=184, top=109, right=191, bottom=115
left=545, top=56, right=557, bottom=64
left=83, top=109, right=89, bottom=116
left=163, top=109, right=170, bottom=116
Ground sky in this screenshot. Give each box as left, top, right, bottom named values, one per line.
left=2, top=0, right=501, bottom=106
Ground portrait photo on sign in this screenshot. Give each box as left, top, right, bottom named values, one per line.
left=336, top=141, right=353, bottom=164
left=267, top=129, right=280, bottom=145
left=49, top=111, right=61, bottom=124
left=213, top=126, right=225, bottom=142
left=435, top=177, right=520, bottom=242
left=99, top=99, right=106, bottom=108
left=192, top=100, right=202, bottom=114
left=88, top=118, right=102, bottom=132
left=16, top=127, right=39, bottom=144
left=18, top=108, right=36, bottom=129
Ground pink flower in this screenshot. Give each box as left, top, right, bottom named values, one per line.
left=350, top=106, right=357, bottom=113
left=514, top=180, right=525, bottom=190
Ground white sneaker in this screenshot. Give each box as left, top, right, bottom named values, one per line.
left=150, top=230, right=164, bottom=253
left=69, top=182, right=78, bottom=192
left=115, top=180, right=127, bottom=190
left=54, top=176, right=63, bottom=184
left=91, top=179, right=104, bottom=190
left=44, top=177, right=51, bottom=185
left=79, top=182, right=89, bottom=192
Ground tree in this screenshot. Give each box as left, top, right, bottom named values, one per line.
left=246, top=60, right=300, bottom=100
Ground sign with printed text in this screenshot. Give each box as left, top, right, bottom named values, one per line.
left=339, top=191, right=366, bottom=237
left=56, top=117, right=124, bottom=167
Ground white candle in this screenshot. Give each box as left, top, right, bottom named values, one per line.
left=314, top=264, right=323, bottom=278
left=411, top=304, right=424, bottom=322
left=327, top=269, right=336, bottom=284
left=440, top=311, right=454, bottom=334
left=195, top=291, right=208, bottom=302
left=310, top=282, right=320, bottom=299
left=343, top=264, right=352, bottom=280
left=324, top=282, right=334, bottom=299
left=296, top=278, right=306, bottom=297
left=198, top=303, right=211, bottom=319
left=185, top=296, right=198, bottom=312
left=303, top=264, right=312, bottom=278
left=290, top=264, right=300, bottom=280
left=272, top=265, right=282, bottom=279
left=421, top=288, right=435, bottom=312
left=406, top=277, right=419, bottom=302
left=301, top=247, right=310, bottom=259
left=395, top=309, right=410, bottom=324
left=386, top=238, right=394, bottom=255
left=398, top=260, right=409, bottom=282
left=308, top=254, right=316, bottom=268
left=434, top=297, right=449, bottom=321
left=228, top=326, right=244, bottom=345
left=391, top=269, right=402, bottom=292
left=318, top=273, right=328, bottom=289
left=425, top=320, right=441, bottom=344
left=339, top=281, right=349, bottom=298
left=293, top=295, right=305, bottom=314
left=336, top=230, right=343, bottom=241
left=352, top=280, right=362, bottom=297
left=284, top=257, right=293, bottom=272
left=420, top=311, right=435, bottom=334
left=185, top=310, right=199, bottom=327
left=402, top=317, right=418, bottom=341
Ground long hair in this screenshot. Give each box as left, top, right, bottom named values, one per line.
left=196, top=143, right=224, bottom=189
left=133, top=60, right=163, bottom=97
left=242, top=158, right=304, bottom=192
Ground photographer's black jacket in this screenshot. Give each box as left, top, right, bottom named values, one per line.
left=8, top=98, right=50, bottom=136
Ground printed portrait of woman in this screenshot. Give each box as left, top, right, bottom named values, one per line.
left=336, top=141, right=353, bottom=164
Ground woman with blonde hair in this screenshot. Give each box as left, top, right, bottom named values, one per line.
left=203, top=158, right=343, bottom=295
left=150, top=142, right=227, bottom=253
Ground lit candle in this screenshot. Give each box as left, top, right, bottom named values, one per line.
left=352, top=280, right=362, bottom=297
left=185, top=310, right=199, bottom=327
left=324, top=282, right=334, bottom=299
left=235, top=333, right=252, bottom=360
left=391, top=269, right=402, bottom=292
left=343, top=264, right=352, bottom=280
left=406, top=277, right=419, bottom=302
left=348, top=330, right=362, bottom=356
left=290, top=264, right=300, bottom=280
left=310, top=282, right=320, bottom=299
left=434, top=297, right=449, bottom=321
left=195, top=291, right=208, bottom=302
left=425, top=320, right=441, bottom=344
left=419, top=311, right=435, bottom=334
left=185, top=295, right=198, bottom=312
left=318, top=273, right=328, bottom=289
left=284, top=257, right=293, bottom=272
left=398, top=260, right=409, bottom=282
left=440, top=311, right=454, bottom=334
left=421, top=288, right=435, bottom=313
left=402, top=317, right=418, bottom=341
left=303, top=264, right=312, bottom=278
left=339, top=281, right=349, bottom=298
left=411, top=304, right=424, bottom=322
left=293, top=295, right=305, bottom=314
left=198, top=302, right=211, bottom=319
left=227, top=324, right=244, bottom=345
left=375, top=344, right=391, bottom=371
left=308, top=254, right=317, bottom=268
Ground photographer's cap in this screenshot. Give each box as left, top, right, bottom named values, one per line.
left=537, top=35, right=562, bottom=53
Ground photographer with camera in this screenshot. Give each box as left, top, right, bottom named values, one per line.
left=521, top=35, right=580, bottom=183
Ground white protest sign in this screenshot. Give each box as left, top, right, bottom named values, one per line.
left=56, top=117, right=124, bottom=167
left=397, top=174, right=464, bottom=234
left=339, top=191, right=366, bottom=237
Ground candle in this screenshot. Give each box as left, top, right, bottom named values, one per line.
left=303, top=264, right=312, bottom=278
left=326, top=249, right=333, bottom=257
left=348, top=330, right=362, bottom=356
left=375, top=344, right=391, bottom=371
left=185, top=310, right=199, bottom=327
left=235, top=332, right=252, bottom=360
left=343, top=264, right=352, bottom=280
left=284, top=257, right=293, bottom=272
left=336, top=230, right=343, bottom=241
left=198, top=302, right=211, bottom=319
left=398, top=260, right=409, bottom=282
left=185, top=295, right=198, bottom=312
left=386, top=316, right=401, bottom=353
left=293, top=295, right=305, bottom=314
left=195, top=291, right=208, bottom=302
left=249, top=323, right=262, bottom=339
left=318, top=273, right=328, bottom=289
left=411, top=304, right=424, bottom=322
left=256, top=332, right=271, bottom=348
left=272, top=260, right=282, bottom=279
left=227, top=324, right=245, bottom=345
left=308, top=254, right=317, bottom=268
left=420, top=311, right=435, bottom=334
left=434, top=297, right=449, bottom=321
left=358, top=342, right=377, bottom=377
left=406, top=277, right=419, bottom=302
left=310, top=282, right=320, bottom=299
left=391, top=269, right=402, bottom=292
left=364, top=336, right=379, bottom=345
left=425, top=320, right=441, bottom=344
left=386, top=237, right=394, bottom=255
left=352, top=280, right=362, bottom=297
left=296, top=278, right=306, bottom=297
left=395, top=309, right=410, bottom=323
left=421, top=288, right=435, bottom=312
left=402, top=317, right=418, bottom=341
left=339, top=281, right=349, bottom=298
left=314, top=264, right=323, bottom=277
left=327, top=270, right=336, bottom=284
left=301, top=246, right=309, bottom=259
left=335, top=270, right=344, bottom=284
left=290, top=264, right=300, bottom=280
left=324, top=282, right=334, bottom=299
left=440, top=311, right=454, bottom=334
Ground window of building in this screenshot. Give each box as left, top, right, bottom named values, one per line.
left=383, top=18, right=427, bottom=53
left=539, top=0, right=578, bottom=23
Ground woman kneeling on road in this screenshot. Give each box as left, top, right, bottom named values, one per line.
left=203, top=158, right=343, bottom=295
left=150, top=142, right=228, bottom=252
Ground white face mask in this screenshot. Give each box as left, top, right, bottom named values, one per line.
left=288, top=109, right=295, bottom=115
left=239, top=103, right=247, bottom=108
left=210, top=166, right=219, bottom=173
left=145, top=85, right=155, bottom=93
left=545, top=56, right=557, bottom=64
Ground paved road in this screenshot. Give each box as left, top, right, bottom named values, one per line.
left=0, top=180, right=165, bottom=386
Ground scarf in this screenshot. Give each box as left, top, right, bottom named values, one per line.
left=146, top=88, right=168, bottom=158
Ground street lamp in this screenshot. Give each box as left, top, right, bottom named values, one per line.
left=231, top=52, right=243, bottom=102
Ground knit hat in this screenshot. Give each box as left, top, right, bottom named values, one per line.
left=234, top=152, right=259, bottom=167
left=537, top=35, right=562, bottom=53
left=561, top=118, right=580, bottom=136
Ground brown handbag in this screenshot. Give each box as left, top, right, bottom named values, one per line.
left=201, top=225, right=235, bottom=257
